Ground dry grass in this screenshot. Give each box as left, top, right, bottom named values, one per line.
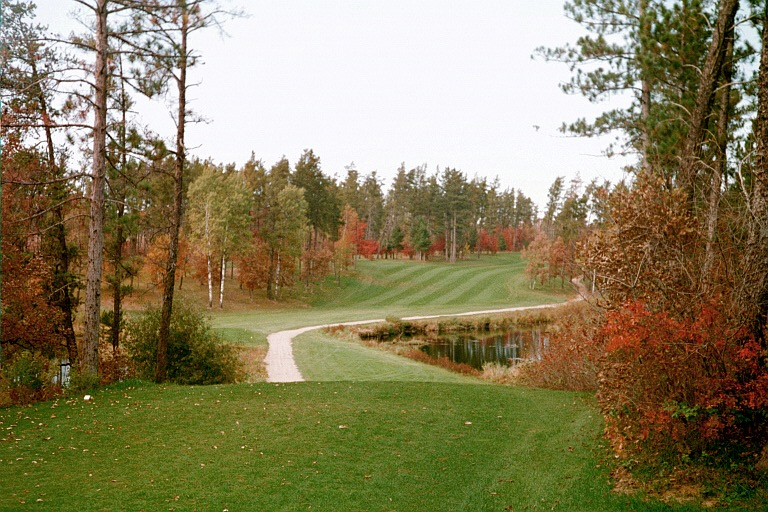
left=480, top=362, right=522, bottom=385
left=119, top=271, right=309, bottom=314
left=235, top=345, right=268, bottom=382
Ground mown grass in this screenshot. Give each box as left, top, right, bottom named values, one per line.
left=313, top=252, right=569, bottom=311
left=212, top=253, right=569, bottom=342
left=0, top=380, right=691, bottom=511
left=292, top=330, right=479, bottom=383
left=1, top=254, right=743, bottom=510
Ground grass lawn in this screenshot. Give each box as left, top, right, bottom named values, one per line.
left=292, top=330, right=480, bottom=383
left=0, top=380, right=690, bottom=511
left=212, top=252, right=570, bottom=341
left=1, top=253, right=738, bottom=510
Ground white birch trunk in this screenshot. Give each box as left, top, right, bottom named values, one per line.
left=205, top=202, right=213, bottom=308
left=219, top=253, right=226, bottom=308
left=275, top=252, right=281, bottom=298
left=206, top=253, right=213, bottom=308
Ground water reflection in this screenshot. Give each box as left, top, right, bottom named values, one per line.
left=418, top=329, right=548, bottom=370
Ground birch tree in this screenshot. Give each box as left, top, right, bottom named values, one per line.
left=187, top=167, right=250, bottom=308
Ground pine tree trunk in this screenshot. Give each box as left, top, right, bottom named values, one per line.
left=639, top=0, right=652, bottom=172
left=704, top=24, right=735, bottom=280
left=82, top=0, right=110, bottom=377
left=111, top=215, right=123, bottom=351
left=30, top=51, right=80, bottom=365
left=156, top=8, right=189, bottom=383
left=745, top=6, right=768, bottom=467
left=744, top=7, right=768, bottom=341
left=679, top=0, right=739, bottom=198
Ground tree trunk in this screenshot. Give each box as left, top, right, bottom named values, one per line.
left=512, top=226, right=517, bottom=252
left=703, top=23, right=735, bottom=280
left=219, top=253, right=226, bottom=308
left=275, top=251, right=281, bottom=298
left=679, top=0, right=739, bottom=198
left=32, top=53, right=78, bottom=365
left=111, top=213, right=124, bottom=350
left=639, top=0, right=652, bottom=172
left=744, top=7, right=768, bottom=341
left=111, top=57, right=130, bottom=352
left=743, top=5, right=768, bottom=468
left=207, top=252, right=213, bottom=308
left=156, top=8, right=189, bottom=382
left=267, top=248, right=276, bottom=300
left=450, top=212, right=457, bottom=263
left=82, top=0, right=110, bottom=377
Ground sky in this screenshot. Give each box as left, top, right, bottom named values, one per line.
left=33, top=0, right=634, bottom=209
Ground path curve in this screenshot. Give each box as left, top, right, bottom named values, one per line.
left=265, top=302, right=568, bottom=383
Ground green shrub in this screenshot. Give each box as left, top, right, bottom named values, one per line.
left=1, top=351, right=60, bottom=405
left=67, top=368, right=101, bottom=394
left=124, top=302, right=243, bottom=385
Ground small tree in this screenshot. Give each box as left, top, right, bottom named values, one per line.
left=409, top=217, right=431, bottom=260
left=125, top=302, right=242, bottom=385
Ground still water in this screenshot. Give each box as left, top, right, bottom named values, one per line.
left=418, top=329, right=548, bottom=370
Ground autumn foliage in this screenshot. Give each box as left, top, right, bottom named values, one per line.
left=516, top=302, right=604, bottom=392
left=598, top=300, right=768, bottom=460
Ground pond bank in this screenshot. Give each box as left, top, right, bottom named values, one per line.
left=264, top=302, right=567, bottom=382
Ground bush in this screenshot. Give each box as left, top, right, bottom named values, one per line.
left=598, top=300, right=768, bottom=462
left=124, top=302, right=243, bottom=385
left=516, top=301, right=605, bottom=392
left=1, top=351, right=60, bottom=405
left=99, top=341, right=136, bottom=385
left=67, top=368, right=101, bottom=395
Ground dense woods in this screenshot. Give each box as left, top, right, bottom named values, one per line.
left=2, top=0, right=768, bottom=493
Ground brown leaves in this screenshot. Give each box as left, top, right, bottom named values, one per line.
left=581, top=174, right=702, bottom=315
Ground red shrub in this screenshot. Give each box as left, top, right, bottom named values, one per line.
left=598, top=300, right=768, bottom=460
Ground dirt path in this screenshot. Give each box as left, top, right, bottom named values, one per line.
left=265, top=302, right=567, bottom=383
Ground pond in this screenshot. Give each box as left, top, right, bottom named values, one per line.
left=417, top=329, right=548, bottom=370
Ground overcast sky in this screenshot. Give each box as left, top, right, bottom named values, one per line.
left=34, top=0, right=633, bottom=208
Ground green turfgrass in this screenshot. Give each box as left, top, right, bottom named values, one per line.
left=292, top=330, right=479, bottom=383
left=213, top=327, right=267, bottom=347
left=313, top=252, right=568, bottom=311
left=213, top=252, right=569, bottom=340
left=0, top=254, right=734, bottom=510
left=0, top=381, right=687, bottom=511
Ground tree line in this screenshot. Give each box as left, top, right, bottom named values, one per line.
left=0, top=1, right=538, bottom=383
